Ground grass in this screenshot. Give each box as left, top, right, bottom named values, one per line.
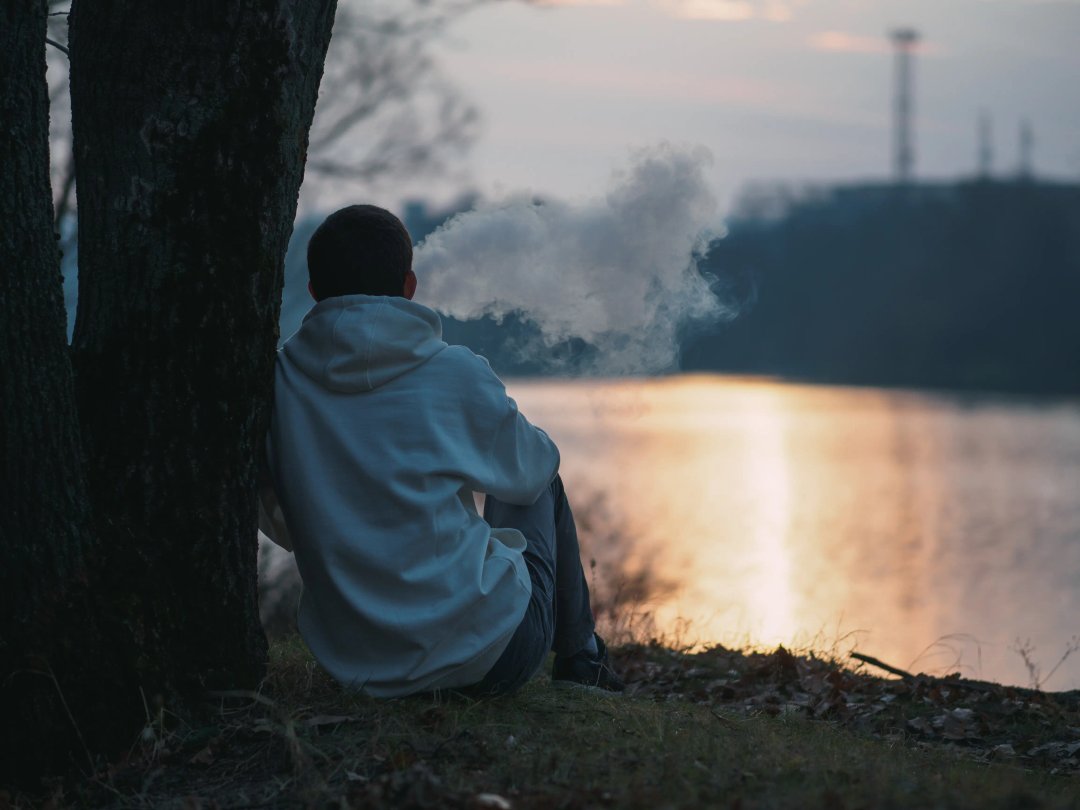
left=15, top=635, right=1077, bottom=809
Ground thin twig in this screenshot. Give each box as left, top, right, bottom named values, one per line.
left=16, top=665, right=96, bottom=773
left=208, top=689, right=276, bottom=707
left=708, top=707, right=742, bottom=730
left=850, top=651, right=916, bottom=681
left=46, top=36, right=69, bottom=56
left=1036, top=636, right=1080, bottom=689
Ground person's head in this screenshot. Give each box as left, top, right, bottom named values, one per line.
left=306, top=204, right=417, bottom=301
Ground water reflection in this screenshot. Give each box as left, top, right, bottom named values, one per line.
left=510, top=376, right=1080, bottom=689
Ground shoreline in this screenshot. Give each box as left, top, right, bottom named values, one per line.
left=613, top=640, right=1080, bottom=774
left=23, top=636, right=1080, bottom=808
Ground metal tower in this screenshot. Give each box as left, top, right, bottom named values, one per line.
left=977, top=111, right=993, bottom=179
left=1018, top=119, right=1034, bottom=179
left=890, top=28, right=920, bottom=184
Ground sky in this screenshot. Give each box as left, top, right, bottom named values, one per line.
left=376, top=0, right=1080, bottom=215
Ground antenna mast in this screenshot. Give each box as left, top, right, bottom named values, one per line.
left=1018, top=119, right=1034, bottom=180
left=977, top=110, right=993, bottom=179
left=890, top=28, right=920, bottom=184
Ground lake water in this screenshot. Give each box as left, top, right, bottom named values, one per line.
left=507, top=376, right=1080, bottom=690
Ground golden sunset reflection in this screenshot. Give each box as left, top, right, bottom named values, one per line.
left=510, top=376, right=1080, bottom=688
left=688, top=383, right=796, bottom=647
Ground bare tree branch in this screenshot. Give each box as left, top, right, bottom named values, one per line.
left=303, top=0, right=487, bottom=188
left=45, top=37, right=68, bottom=56
left=45, top=0, right=520, bottom=221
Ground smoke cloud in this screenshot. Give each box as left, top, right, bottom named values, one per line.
left=414, top=144, right=729, bottom=374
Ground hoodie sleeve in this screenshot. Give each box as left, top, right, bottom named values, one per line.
left=463, top=358, right=561, bottom=505
left=258, top=447, right=294, bottom=552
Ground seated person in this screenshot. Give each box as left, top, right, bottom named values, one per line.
left=258, top=204, right=624, bottom=697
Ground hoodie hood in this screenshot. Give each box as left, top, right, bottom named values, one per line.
left=282, top=295, right=447, bottom=393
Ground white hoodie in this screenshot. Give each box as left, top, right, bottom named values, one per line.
left=259, top=294, right=560, bottom=697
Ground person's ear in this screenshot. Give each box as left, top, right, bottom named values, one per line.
left=308, top=281, right=318, bottom=302
left=403, top=270, right=417, bottom=300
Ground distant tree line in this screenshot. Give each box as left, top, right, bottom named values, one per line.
left=685, top=181, right=1080, bottom=394
left=262, top=181, right=1080, bottom=393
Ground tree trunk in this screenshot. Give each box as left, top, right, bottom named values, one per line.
left=67, top=0, right=336, bottom=696
left=0, top=0, right=113, bottom=780
left=0, top=4, right=84, bottom=627
left=0, top=0, right=337, bottom=785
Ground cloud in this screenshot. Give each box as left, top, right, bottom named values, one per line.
left=807, top=30, right=892, bottom=55
left=808, top=30, right=944, bottom=57
left=531, top=0, right=801, bottom=21
left=665, top=0, right=755, bottom=20
left=653, top=0, right=797, bottom=22
left=530, top=0, right=626, bottom=6
left=463, top=56, right=778, bottom=106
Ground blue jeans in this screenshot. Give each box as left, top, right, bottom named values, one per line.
left=468, top=474, right=596, bottom=695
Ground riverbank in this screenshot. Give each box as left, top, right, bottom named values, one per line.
left=31, top=637, right=1080, bottom=808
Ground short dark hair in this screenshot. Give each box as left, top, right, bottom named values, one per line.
left=306, top=205, right=413, bottom=300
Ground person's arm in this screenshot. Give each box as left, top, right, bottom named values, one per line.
left=464, top=359, right=560, bottom=505
left=257, top=451, right=294, bottom=552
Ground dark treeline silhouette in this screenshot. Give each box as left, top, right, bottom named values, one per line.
left=80, top=180, right=1071, bottom=391
left=684, top=181, right=1080, bottom=394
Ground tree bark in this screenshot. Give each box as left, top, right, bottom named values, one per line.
left=0, top=0, right=109, bottom=779
left=0, top=1, right=85, bottom=629
left=0, top=0, right=337, bottom=785
left=67, top=0, right=336, bottom=697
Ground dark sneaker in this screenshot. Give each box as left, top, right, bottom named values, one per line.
left=551, top=633, right=626, bottom=693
